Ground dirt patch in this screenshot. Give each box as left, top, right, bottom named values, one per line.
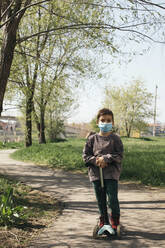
left=0, top=189, right=63, bottom=248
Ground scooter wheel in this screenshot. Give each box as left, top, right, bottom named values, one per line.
left=93, top=225, right=100, bottom=239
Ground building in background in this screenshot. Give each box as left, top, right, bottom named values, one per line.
left=64, top=124, right=90, bottom=138
left=140, top=122, right=165, bottom=137
left=0, top=116, right=23, bottom=142
left=148, top=122, right=165, bottom=136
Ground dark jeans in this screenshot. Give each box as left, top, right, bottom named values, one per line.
left=92, top=179, right=120, bottom=218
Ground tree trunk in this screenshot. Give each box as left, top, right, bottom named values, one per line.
left=25, top=95, right=33, bottom=147
left=125, top=121, right=130, bottom=137
left=49, top=110, right=54, bottom=142
left=0, top=22, right=18, bottom=115
left=39, top=108, right=46, bottom=144
left=0, top=0, right=31, bottom=116
left=32, top=102, right=40, bottom=139
left=128, top=126, right=132, bottom=138
left=125, top=121, right=132, bottom=138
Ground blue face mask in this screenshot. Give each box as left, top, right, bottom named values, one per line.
left=98, top=122, right=113, bottom=133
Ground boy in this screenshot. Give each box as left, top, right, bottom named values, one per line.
left=82, top=108, right=123, bottom=234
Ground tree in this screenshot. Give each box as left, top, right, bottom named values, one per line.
left=32, top=35, right=92, bottom=144
left=103, top=80, right=153, bottom=137
left=9, top=3, right=96, bottom=145
left=0, top=0, right=32, bottom=116
left=1, top=0, right=165, bottom=117
left=45, top=87, right=74, bottom=142
left=9, top=5, right=52, bottom=146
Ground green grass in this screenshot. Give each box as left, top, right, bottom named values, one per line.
left=121, top=137, right=165, bottom=186
left=0, top=141, right=24, bottom=149
left=12, top=138, right=86, bottom=172
left=11, top=137, right=165, bottom=187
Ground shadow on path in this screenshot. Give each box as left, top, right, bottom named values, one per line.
left=123, top=229, right=165, bottom=241
left=64, top=199, right=165, bottom=212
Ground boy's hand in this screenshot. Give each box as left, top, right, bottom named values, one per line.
left=96, top=156, right=108, bottom=168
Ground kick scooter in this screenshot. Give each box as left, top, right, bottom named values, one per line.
left=93, top=167, right=120, bottom=239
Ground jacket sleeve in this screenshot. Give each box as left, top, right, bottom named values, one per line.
left=102, top=136, right=124, bottom=164
left=82, top=137, right=96, bottom=167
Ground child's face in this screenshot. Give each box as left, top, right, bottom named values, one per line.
left=98, top=114, right=114, bottom=125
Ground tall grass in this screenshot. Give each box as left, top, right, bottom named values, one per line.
left=12, top=137, right=165, bottom=186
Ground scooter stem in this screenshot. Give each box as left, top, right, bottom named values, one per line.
left=99, top=167, right=104, bottom=188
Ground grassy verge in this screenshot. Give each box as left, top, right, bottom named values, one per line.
left=12, top=138, right=86, bottom=173
left=0, top=175, right=62, bottom=248
left=0, top=141, right=24, bottom=149
left=11, top=137, right=165, bottom=187
left=121, top=137, right=165, bottom=186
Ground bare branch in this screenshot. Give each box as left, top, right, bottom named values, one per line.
left=17, top=23, right=165, bottom=44
left=137, top=0, right=165, bottom=10
left=119, top=21, right=165, bottom=29
left=0, top=0, right=51, bottom=28
left=0, top=0, right=14, bottom=22
left=72, top=1, right=155, bottom=12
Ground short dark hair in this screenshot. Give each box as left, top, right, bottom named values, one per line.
left=96, top=108, right=114, bottom=122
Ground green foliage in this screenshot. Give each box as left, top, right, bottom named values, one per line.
left=12, top=137, right=165, bottom=187
left=90, top=116, right=99, bottom=132
left=45, top=83, right=75, bottom=142
left=47, top=119, right=65, bottom=142
left=103, top=80, right=153, bottom=137
left=9, top=1, right=101, bottom=145
left=0, top=179, right=27, bottom=226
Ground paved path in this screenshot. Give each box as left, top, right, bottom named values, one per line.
left=0, top=150, right=165, bottom=248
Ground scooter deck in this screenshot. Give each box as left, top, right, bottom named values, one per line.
left=98, top=224, right=115, bottom=235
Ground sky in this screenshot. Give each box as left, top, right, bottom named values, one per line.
left=68, top=42, right=165, bottom=124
